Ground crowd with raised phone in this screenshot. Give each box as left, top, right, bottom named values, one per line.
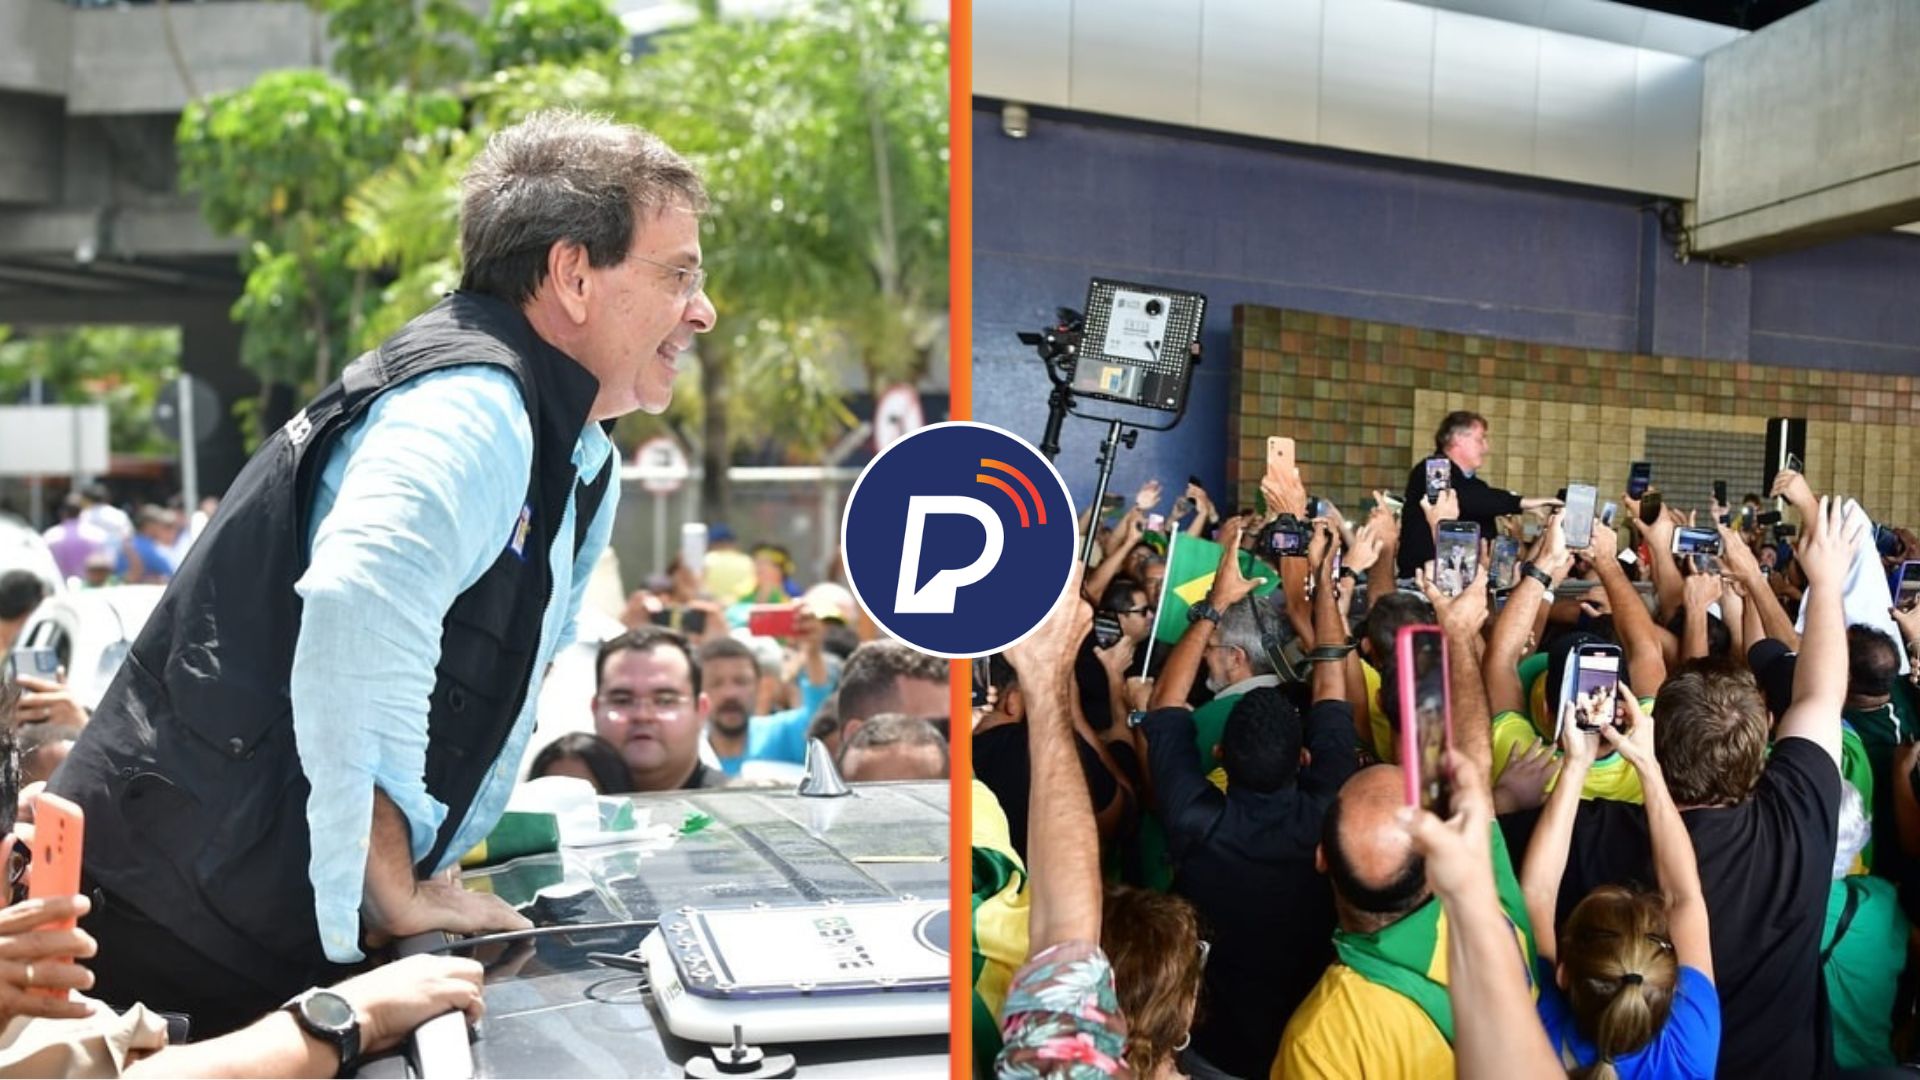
left=975, top=407, right=1920, bottom=1079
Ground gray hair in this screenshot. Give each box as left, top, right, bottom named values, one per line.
left=1218, top=598, right=1275, bottom=677
left=1834, top=781, right=1870, bottom=880
left=460, top=110, right=708, bottom=306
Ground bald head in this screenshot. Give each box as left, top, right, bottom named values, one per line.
left=1320, top=766, right=1428, bottom=926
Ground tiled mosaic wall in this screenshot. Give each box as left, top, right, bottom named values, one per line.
left=1229, top=306, right=1920, bottom=528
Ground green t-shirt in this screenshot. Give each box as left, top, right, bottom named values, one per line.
left=1823, top=874, right=1909, bottom=1070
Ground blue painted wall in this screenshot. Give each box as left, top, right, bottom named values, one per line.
left=972, top=104, right=1920, bottom=507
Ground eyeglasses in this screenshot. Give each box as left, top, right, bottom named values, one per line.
left=603, top=691, right=694, bottom=719
left=626, top=252, right=707, bottom=302
left=1108, top=606, right=1153, bottom=616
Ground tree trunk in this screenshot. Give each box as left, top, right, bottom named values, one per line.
left=699, top=337, right=732, bottom=525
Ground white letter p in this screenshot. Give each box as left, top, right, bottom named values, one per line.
left=894, top=496, right=1005, bottom=614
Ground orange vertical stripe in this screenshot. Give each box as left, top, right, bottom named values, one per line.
left=947, top=1, right=973, bottom=1078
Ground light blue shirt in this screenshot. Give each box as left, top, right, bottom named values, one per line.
left=715, top=667, right=837, bottom=776
left=291, top=366, right=616, bottom=962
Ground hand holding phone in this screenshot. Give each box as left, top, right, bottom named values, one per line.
left=1562, top=484, right=1598, bottom=549
left=1626, top=462, right=1652, bottom=500
left=1434, top=521, right=1480, bottom=597
left=26, top=792, right=84, bottom=1000
left=1423, top=457, right=1452, bottom=504
left=1562, top=643, right=1623, bottom=737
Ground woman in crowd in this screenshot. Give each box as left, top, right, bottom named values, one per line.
left=1101, top=886, right=1205, bottom=1080
left=526, top=732, right=629, bottom=793
left=1520, top=693, right=1719, bottom=1079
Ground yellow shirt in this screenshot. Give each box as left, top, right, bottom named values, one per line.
left=1271, top=963, right=1453, bottom=1079
left=970, top=780, right=1030, bottom=1024
left=1490, top=710, right=1645, bottom=803
left=1362, top=660, right=1395, bottom=762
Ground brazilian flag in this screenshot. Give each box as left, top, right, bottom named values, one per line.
left=1150, top=529, right=1279, bottom=645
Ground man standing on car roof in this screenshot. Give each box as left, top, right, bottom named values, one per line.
left=52, top=110, right=716, bottom=1036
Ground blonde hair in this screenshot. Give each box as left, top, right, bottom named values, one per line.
left=1101, top=885, right=1205, bottom=1074
left=1560, top=886, right=1678, bottom=1080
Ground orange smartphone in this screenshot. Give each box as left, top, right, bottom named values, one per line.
left=1266, top=436, right=1296, bottom=478
left=746, top=604, right=800, bottom=638
left=27, top=791, right=83, bottom=999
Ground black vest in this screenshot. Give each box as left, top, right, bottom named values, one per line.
left=50, top=292, right=610, bottom=995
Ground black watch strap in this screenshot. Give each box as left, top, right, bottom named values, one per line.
left=285, top=990, right=361, bottom=1079
left=1187, top=601, right=1223, bottom=626
left=1519, top=562, right=1554, bottom=590
left=1308, top=642, right=1356, bottom=661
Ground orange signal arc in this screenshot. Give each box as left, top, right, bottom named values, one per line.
left=979, top=458, right=1047, bottom=525
left=975, top=474, right=1030, bottom=527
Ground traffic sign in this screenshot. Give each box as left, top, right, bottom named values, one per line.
left=634, top=436, right=690, bottom=494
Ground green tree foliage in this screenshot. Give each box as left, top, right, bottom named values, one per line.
left=0, top=325, right=182, bottom=457
left=481, top=0, right=626, bottom=71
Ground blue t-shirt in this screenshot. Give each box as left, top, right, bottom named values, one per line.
left=1536, top=962, right=1719, bottom=1079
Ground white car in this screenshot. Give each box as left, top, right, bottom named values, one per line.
left=0, top=513, right=63, bottom=597
left=13, top=585, right=164, bottom=709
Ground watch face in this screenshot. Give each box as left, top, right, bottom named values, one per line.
left=304, top=991, right=355, bottom=1032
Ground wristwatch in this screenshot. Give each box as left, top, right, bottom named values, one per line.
left=1308, top=641, right=1357, bottom=661
left=284, top=989, right=361, bottom=1079
left=1126, top=709, right=1150, bottom=729
left=1187, top=601, right=1223, bottom=626
left=1519, top=561, right=1554, bottom=590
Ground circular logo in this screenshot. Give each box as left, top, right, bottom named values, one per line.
left=841, top=422, right=1078, bottom=659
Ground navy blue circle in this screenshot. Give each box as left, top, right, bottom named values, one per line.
left=841, top=423, right=1078, bottom=658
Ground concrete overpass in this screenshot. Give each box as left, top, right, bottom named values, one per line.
left=0, top=0, right=328, bottom=489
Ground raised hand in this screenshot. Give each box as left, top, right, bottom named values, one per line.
left=1133, top=479, right=1164, bottom=513
left=1206, top=518, right=1270, bottom=610
left=1796, top=496, right=1867, bottom=591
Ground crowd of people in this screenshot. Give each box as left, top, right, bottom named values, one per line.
left=975, top=408, right=1920, bottom=1079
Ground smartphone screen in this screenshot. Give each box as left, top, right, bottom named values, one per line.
left=1599, top=501, right=1618, bottom=528
left=1714, top=479, right=1728, bottom=506
left=8, top=646, right=58, bottom=683
left=1898, top=561, right=1920, bottom=612
left=1787, top=451, right=1804, bottom=474
left=1435, top=521, right=1480, bottom=597
left=1627, top=461, right=1652, bottom=499
left=1397, top=626, right=1452, bottom=815
left=1567, top=646, right=1622, bottom=734
left=1563, top=484, right=1598, bottom=549
left=1424, top=457, right=1451, bottom=502
left=1490, top=536, right=1520, bottom=591
left=1671, top=526, right=1722, bottom=557
left=1092, top=613, right=1124, bottom=648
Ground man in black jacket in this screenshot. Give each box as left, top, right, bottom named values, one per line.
left=1137, top=532, right=1360, bottom=1077
left=1397, top=410, right=1558, bottom=578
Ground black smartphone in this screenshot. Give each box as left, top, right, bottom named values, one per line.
left=1757, top=510, right=1783, bottom=527
left=1713, top=479, right=1728, bottom=507
left=1563, top=484, right=1598, bottom=549
left=1627, top=461, right=1652, bottom=500
left=1897, top=561, right=1920, bottom=613
left=1490, top=536, right=1521, bottom=591
left=1640, top=491, right=1664, bottom=527
left=1787, top=451, right=1804, bottom=475
left=1566, top=642, right=1624, bottom=735
left=681, top=609, right=708, bottom=636
left=1424, top=457, right=1451, bottom=503
left=1092, top=613, right=1123, bottom=649
left=1435, top=521, right=1480, bottom=597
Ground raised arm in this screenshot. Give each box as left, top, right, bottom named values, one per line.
left=1311, top=544, right=1352, bottom=705
left=1520, top=726, right=1597, bottom=965
left=1004, top=568, right=1100, bottom=954
left=1776, top=497, right=1868, bottom=764
left=1486, top=512, right=1572, bottom=717
left=1586, top=520, right=1667, bottom=694
left=1404, top=751, right=1565, bottom=1080
left=1149, top=518, right=1268, bottom=710
left=1084, top=509, right=1143, bottom=604
left=1680, top=571, right=1723, bottom=663
left=1719, top=523, right=1800, bottom=651
left=1601, top=694, right=1712, bottom=980
left=1420, top=559, right=1494, bottom=783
